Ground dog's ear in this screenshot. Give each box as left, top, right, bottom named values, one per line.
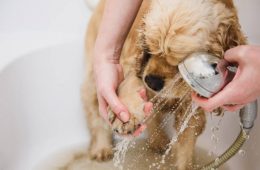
left=209, top=16, right=247, bottom=58
left=223, top=23, right=247, bottom=50
left=219, top=0, right=235, bottom=9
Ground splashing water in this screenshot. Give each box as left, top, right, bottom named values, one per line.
left=112, top=73, right=197, bottom=169
left=208, top=117, right=223, bottom=156
left=113, top=138, right=133, bottom=170
left=126, top=74, right=196, bottom=169
left=159, top=101, right=199, bottom=166
left=141, top=73, right=184, bottom=125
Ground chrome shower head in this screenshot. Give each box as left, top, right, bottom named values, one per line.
left=178, top=52, right=257, bottom=132
left=178, top=52, right=235, bottom=98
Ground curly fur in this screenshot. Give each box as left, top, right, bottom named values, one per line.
left=82, top=0, right=246, bottom=169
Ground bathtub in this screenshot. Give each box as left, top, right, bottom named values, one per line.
left=0, top=0, right=259, bottom=170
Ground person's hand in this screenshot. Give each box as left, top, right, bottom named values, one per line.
left=192, top=45, right=260, bottom=112
left=133, top=88, right=153, bottom=137
left=94, top=58, right=153, bottom=136
left=94, top=57, right=130, bottom=123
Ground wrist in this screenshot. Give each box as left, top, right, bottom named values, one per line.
left=94, top=46, right=122, bottom=64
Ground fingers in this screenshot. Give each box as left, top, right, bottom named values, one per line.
left=102, top=89, right=130, bottom=123
left=132, top=88, right=152, bottom=136
left=191, top=83, right=240, bottom=112
left=224, top=45, right=248, bottom=64
left=144, top=102, right=153, bottom=117
left=133, top=125, right=147, bottom=137
left=139, top=88, right=148, bottom=101
left=191, top=92, right=220, bottom=112
left=222, top=104, right=245, bottom=112
left=139, top=87, right=153, bottom=116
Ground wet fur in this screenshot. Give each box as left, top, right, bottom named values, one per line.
left=82, top=0, right=246, bottom=169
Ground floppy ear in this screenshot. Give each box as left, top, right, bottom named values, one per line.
left=208, top=16, right=247, bottom=58
left=219, top=0, right=235, bottom=9
left=223, top=22, right=247, bottom=50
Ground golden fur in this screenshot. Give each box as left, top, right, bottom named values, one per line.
left=82, top=0, right=246, bottom=169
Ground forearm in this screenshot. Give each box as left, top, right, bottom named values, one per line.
left=94, top=0, right=143, bottom=63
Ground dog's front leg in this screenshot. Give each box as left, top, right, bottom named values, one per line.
left=109, top=72, right=151, bottom=135
left=174, top=125, right=197, bottom=170
left=173, top=107, right=206, bottom=170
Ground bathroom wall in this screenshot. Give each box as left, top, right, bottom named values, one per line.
left=0, top=0, right=91, bottom=71
left=0, top=0, right=259, bottom=71
left=234, top=0, right=260, bottom=44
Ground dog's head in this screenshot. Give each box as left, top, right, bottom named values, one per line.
left=135, top=0, right=246, bottom=98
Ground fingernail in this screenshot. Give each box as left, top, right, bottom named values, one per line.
left=119, top=112, right=129, bottom=122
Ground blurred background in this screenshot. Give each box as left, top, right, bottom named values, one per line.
left=0, top=0, right=259, bottom=70
left=0, top=0, right=93, bottom=71
left=0, top=0, right=259, bottom=170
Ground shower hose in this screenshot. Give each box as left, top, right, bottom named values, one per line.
left=197, top=128, right=247, bottom=170
left=197, top=100, right=257, bottom=170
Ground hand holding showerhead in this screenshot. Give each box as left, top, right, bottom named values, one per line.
left=186, top=46, right=260, bottom=112
left=178, top=51, right=257, bottom=131
left=178, top=49, right=258, bottom=170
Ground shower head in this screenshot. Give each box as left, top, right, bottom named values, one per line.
left=178, top=52, right=257, bottom=132
left=178, top=52, right=235, bottom=98
left=178, top=52, right=257, bottom=170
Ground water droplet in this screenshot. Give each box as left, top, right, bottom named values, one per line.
left=161, top=159, right=165, bottom=164
left=211, top=126, right=219, bottom=132
left=211, top=135, right=219, bottom=143
left=239, top=149, right=246, bottom=156
left=208, top=151, right=214, bottom=156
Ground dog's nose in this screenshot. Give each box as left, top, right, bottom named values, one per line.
left=144, top=75, right=164, bottom=91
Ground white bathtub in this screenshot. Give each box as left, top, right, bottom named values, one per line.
left=0, top=43, right=89, bottom=170
left=0, top=0, right=259, bottom=170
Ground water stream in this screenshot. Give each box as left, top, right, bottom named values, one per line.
left=113, top=73, right=199, bottom=170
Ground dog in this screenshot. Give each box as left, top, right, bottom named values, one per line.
left=82, top=0, right=246, bottom=169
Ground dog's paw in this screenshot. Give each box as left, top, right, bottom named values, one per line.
left=109, top=110, right=141, bottom=135
left=108, top=74, right=153, bottom=136
left=88, top=141, right=113, bottom=161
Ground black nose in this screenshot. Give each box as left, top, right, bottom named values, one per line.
left=144, top=75, right=164, bottom=91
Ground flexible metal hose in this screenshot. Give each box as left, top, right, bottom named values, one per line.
left=197, top=128, right=247, bottom=170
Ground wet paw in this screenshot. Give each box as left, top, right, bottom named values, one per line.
left=108, top=110, right=141, bottom=135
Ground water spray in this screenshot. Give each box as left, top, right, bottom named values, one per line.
left=178, top=52, right=257, bottom=170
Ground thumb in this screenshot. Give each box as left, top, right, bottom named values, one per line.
left=224, top=46, right=247, bottom=64
left=103, top=89, right=130, bottom=123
